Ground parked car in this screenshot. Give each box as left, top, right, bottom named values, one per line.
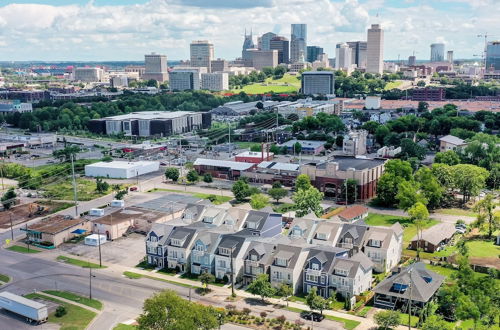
left=160, top=162, right=167, bottom=166
left=129, top=186, right=138, bottom=192
left=300, top=311, right=324, bottom=322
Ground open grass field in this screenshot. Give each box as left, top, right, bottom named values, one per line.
left=148, top=188, right=232, bottom=205
left=230, top=74, right=300, bottom=94
left=435, top=208, right=477, bottom=217
left=465, top=239, right=500, bottom=258
left=384, top=80, right=403, bottom=90
left=43, top=290, right=102, bottom=310
left=24, top=293, right=96, bottom=330
left=57, top=255, right=106, bottom=269
left=43, top=178, right=114, bottom=201
left=6, top=245, right=41, bottom=253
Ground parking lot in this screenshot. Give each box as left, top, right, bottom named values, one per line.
left=59, top=233, right=146, bottom=267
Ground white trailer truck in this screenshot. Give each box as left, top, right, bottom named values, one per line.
left=0, top=292, right=48, bottom=323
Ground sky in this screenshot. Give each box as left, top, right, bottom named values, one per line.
left=0, top=0, right=497, bottom=62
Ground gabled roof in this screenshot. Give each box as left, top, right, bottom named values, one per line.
left=168, top=227, right=197, bottom=248
left=338, top=205, right=368, bottom=221
left=411, top=223, right=456, bottom=246
left=216, top=235, right=247, bottom=256
left=243, top=241, right=276, bottom=266
left=305, top=246, right=348, bottom=273
left=148, top=223, right=174, bottom=245
left=273, top=244, right=306, bottom=269
left=374, top=262, right=444, bottom=303
left=194, top=232, right=222, bottom=254
left=439, top=135, right=466, bottom=145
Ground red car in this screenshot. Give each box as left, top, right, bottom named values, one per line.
left=129, top=186, right=138, bottom=192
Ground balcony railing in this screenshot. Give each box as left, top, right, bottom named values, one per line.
left=306, top=269, right=323, bottom=277
left=246, top=260, right=260, bottom=267
left=337, top=243, right=354, bottom=249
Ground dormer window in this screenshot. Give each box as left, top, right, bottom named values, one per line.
left=344, top=237, right=353, bottom=244
left=250, top=254, right=258, bottom=261
left=195, top=244, right=204, bottom=252
left=335, top=268, right=348, bottom=276
left=203, top=217, right=214, bottom=224
left=275, top=257, right=287, bottom=267
left=219, top=247, right=231, bottom=256
left=391, top=282, right=408, bottom=292
left=311, top=263, right=319, bottom=270
left=247, top=221, right=258, bottom=229
left=150, top=236, right=157, bottom=243
left=370, top=240, right=381, bottom=247
left=317, top=233, right=327, bottom=240
left=291, top=227, right=302, bottom=237
left=171, top=238, right=182, bottom=247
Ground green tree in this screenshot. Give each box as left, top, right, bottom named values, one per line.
left=203, top=173, right=213, bottom=183
left=295, top=174, right=312, bottom=191
left=272, top=181, right=282, bottom=189
left=408, top=202, right=429, bottom=261
left=250, top=144, right=262, bottom=152
left=268, top=187, right=287, bottom=203
left=277, top=283, right=293, bottom=307
left=396, top=180, right=427, bottom=211
left=137, top=290, right=219, bottom=330
left=250, top=193, right=269, bottom=210
left=293, top=142, right=302, bottom=154
left=473, top=194, right=498, bottom=238
left=52, top=145, right=80, bottom=162
left=434, top=150, right=460, bottom=166
left=305, top=287, right=329, bottom=315
left=232, top=179, right=252, bottom=202
left=269, top=144, right=280, bottom=154
left=199, top=272, right=215, bottom=292
left=186, top=170, right=199, bottom=183
left=165, top=168, right=180, bottom=182
left=414, top=167, right=445, bottom=209
left=1, top=187, right=17, bottom=210
left=431, top=163, right=455, bottom=192
left=246, top=274, right=275, bottom=302
left=398, top=138, right=426, bottom=160
left=374, top=310, right=400, bottom=329
left=293, top=187, right=323, bottom=217
left=452, top=164, right=489, bottom=204
left=95, top=178, right=109, bottom=194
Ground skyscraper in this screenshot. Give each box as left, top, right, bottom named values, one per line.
left=366, top=24, right=384, bottom=74
left=335, top=43, right=352, bottom=70
left=290, top=24, right=307, bottom=63
left=143, top=53, right=168, bottom=82
left=347, top=41, right=368, bottom=68
left=447, top=51, right=454, bottom=63
left=486, top=41, right=500, bottom=71
left=242, top=29, right=255, bottom=61
left=306, top=46, right=324, bottom=63
left=260, top=32, right=277, bottom=51
left=430, top=43, right=445, bottom=62
left=270, top=36, right=290, bottom=64
left=408, top=55, right=416, bottom=66
left=190, top=40, right=214, bottom=72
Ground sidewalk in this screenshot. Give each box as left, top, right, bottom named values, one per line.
left=36, top=291, right=102, bottom=314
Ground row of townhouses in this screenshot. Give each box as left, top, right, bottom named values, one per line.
left=145, top=203, right=403, bottom=300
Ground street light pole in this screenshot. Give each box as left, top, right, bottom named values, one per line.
left=9, top=212, right=14, bottom=241
left=230, top=247, right=235, bottom=297
left=98, top=229, right=102, bottom=268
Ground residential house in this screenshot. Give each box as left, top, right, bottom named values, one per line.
left=374, top=262, right=444, bottom=310
left=145, top=223, right=174, bottom=268
left=166, top=227, right=198, bottom=272
left=269, top=244, right=309, bottom=293
left=362, top=223, right=403, bottom=273
left=409, top=223, right=456, bottom=253
left=214, top=235, right=250, bottom=280
left=302, top=247, right=349, bottom=298
left=287, top=218, right=319, bottom=244
left=338, top=206, right=369, bottom=222
left=335, top=223, right=368, bottom=255
left=241, top=210, right=282, bottom=238
left=242, top=241, right=276, bottom=285
left=221, top=208, right=249, bottom=232
left=309, top=220, right=343, bottom=247
left=439, top=135, right=467, bottom=152
left=190, top=232, right=223, bottom=275
left=330, top=252, right=373, bottom=298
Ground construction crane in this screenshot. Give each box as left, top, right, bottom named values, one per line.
left=477, top=33, right=499, bottom=70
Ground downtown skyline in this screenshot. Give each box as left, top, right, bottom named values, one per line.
left=0, top=0, right=497, bottom=61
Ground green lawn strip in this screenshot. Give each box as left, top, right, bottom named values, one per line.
left=399, top=312, right=419, bottom=327
left=24, top=293, right=96, bottom=330
left=124, top=271, right=143, bottom=279
left=466, top=240, right=500, bottom=258
left=284, top=306, right=360, bottom=330
left=179, top=272, right=226, bottom=287
left=235, top=142, right=261, bottom=149
left=123, top=271, right=200, bottom=289
left=6, top=245, right=41, bottom=253
left=356, top=306, right=372, bottom=317
left=57, top=255, right=107, bottom=269
left=0, top=274, right=11, bottom=283
left=113, top=324, right=137, bottom=330
left=147, top=188, right=232, bottom=205
left=42, top=290, right=102, bottom=310
left=435, top=208, right=477, bottom=217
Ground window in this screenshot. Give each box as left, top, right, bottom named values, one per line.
left=195, top=244, right=204, bottom=252
left=171, top=239, right=182, bottom=247
left=123, top=122, right=130, bottom=130
left=169, top=250, right=178, bottom=258
left=311, top=263, right=319, bottom=270
left=273, top=271, right=283, bottom=279
left=370, top=240, right=381, bottom=247
left=317, top=233, right=327, bottom=240
left=320, top=276, right=325, bottom=284
left=219, top=247, right=231, bottom=256
left=149, top=236, right=157, bottom=243
left=157, top=247, right=162, bottom=255
left=344, top=237, right=353, bottom=244
left=335, top=268, right=348, bottom=276
left=292, top=227, right=302, bottom=237
left=203, top=217, right=213, bottom=223
left=218, top=260, right=227, bottom=268
left=275, top=257, right=287, bottom=267
left=250, top=254, right=258, bottom=261
left=247, top=221, right=258, bottom=229
left=306, top=274, right=318, bottom=282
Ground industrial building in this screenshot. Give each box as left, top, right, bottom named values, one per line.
left=85, top=161, right=159, bottom=179
left=87, top=111, right=211, bottom=137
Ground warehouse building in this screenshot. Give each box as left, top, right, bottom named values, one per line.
left=85, top=161, right=159, bottom=179
left=87, top=111, right=211, bottom=137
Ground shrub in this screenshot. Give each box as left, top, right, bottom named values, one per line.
left=260, top=311, right=267, bottom=318
left=207, top=194, right=217, bottom=202
left=55, top=306, right=67, bottom=317
left=277, top=315, right=286, bottom=324
left=242, top=307, right=251, bottom=315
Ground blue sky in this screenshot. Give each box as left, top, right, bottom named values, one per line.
left=0, top=0, right=496, bottom=61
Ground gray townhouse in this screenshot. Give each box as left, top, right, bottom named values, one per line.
left=242, top=241, right=276, bottom=286
left=310, top=221, right=344, bottom=247
left=287, top=217, right=319, bottom=243
left=190, top=231, right=224, bottom=275
left=214, top=235, right=251, bottom=280
left=145, top=223, right=174, bottom=269
left=362, top=224, right=403, bottom=273
left=241, top=210, right=282, bottom=238
left=269, top=244, right=309, bottom=293
left=335, top=223, right=369, bottom=255
left=166, top=226, right=199, bottom=272
left=329, top=252, right=373, bottom=298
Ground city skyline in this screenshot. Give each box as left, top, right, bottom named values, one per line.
left=0, top=0, right=498, bottom=61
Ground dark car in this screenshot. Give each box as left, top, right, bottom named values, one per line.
left=129, top=186, right=138, bottom=191
left=160, top=162, right=167, bottom=166
left=300, top=311, right=324, bottom=322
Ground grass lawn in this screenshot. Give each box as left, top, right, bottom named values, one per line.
left=235, top=142, right=261, bottom=149
left=284, top=306, right=360, bottom=330
left=435, top=208, right=477, bottom=217
left=179, top=272, right=226, bottom=287
left=113, top=324, right=137, bottom=330
left=57, top=256, right=106, bottom=269
left=123, top=271, right=200, bottom=289
left=43, top=290, right=102, bottom=310
left=147, top=188, right=232, bottom=205
left=356, top=306, right=372, bottom=317
left=0, top=274, right=10, bottom=283
left=231, top=74, right=300, bottom=94
left=272, top=203, right=296, bottom=214
left=399, top=312, right=419, bottom=327
left=466, top=240, right=500, bottom=258
left=24, top=293, right=96, bottom=330
left=6, top=245, right=41, bottom=254
left=384, top=80, right=403, bottom=90
left=43, top=178, right=116, bottom=201
left=425, top=264, right=458, bottom=279
left=124, top=271, right=143, bottom=279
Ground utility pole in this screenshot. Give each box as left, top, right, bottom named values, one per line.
left=70, top=154, right=78, bottom=217
left=408, top=268, right=412, bottom=330
left=230, top=247, right=235, bottom=297
left=25, top=223, right=30, bottom=252
left=98, top=229, right=102, bottom=267
left=228, top=123, right=231, bottom=145
left=9, top=212, right=13, bottom=241
left=89, top=265, right=93, bottom=299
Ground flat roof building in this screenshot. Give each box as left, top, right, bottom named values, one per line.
left=85, top=161, right=159, bottom=179
left=301, top=71, right=335, bottom=95
left=144, top=53, right=169, bottom=82
left=169, top=68, right=203, bottom=91
left=22, top=215, right=90, bottom=248
left=367, top=24, right=384, bottom=75
left=190, top=40, right=214, bottom=72
left=201, top=72, right=229, bottom=91
left=74, top=67, right=103, bottom=82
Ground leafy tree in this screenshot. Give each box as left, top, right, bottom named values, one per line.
left=268, top=187, right=287, bottom=203
left=199, top=272, right=215, bottom=292
left=361, top=121, right=380, bottom=134
left=452, top=164, right=489, bottom=204
left=417, top=101, right=429, bottom=113
left=473, top=194, right=498, bottom=238
left=277, top=283, right=293, bottom=307
left=305, top=287, right=329, bottom=315
left=115, top=189, right=128, bottom=200
left=250, top=144, right=262, bottom=152
left=414, top=167, right=444, bottom=209
left=203, top=173, right=213, bottom=183
left=486, top=163, right=499, bottom=189
left=434, top=150, right=460, bottom=166
left=269, top=144, right=280, bottom=154
left=165, top=168, right=180, bottom=182
left=1, top=187, right=17, bottom=210
left=250, top=193, right=269, bottom=210
left=344, top=178, right=357, bottom=204
left=52, top=145, right=80, bottom=162
left=293, top=142, right=302, bottom=154
left=295, top=174, right=312, bottom=191
left=431, top=163, right=455, bottom=192
left=396, top=180, right=427, bottom=211
left=186, top=170, right=199, bottom=183
left=293, top=187, right=323, bottom=217
left=408, top=202, right=429, bottom=261
left=385, top=159, right=413, bottom=180
left=375, top=125, right=390, bottom=146
left=232, top=179, right=252, bottom=202
left=95, top=178, right=109, bottom=194
left=272, top=181, right=282, bottom=189
left=137, top=290, right=219, bottom=330
left=374, top=310, right=400, bottom=329
left=247, top=274, right=275, bottom=302
left=398, top=138, right=426, bottom=160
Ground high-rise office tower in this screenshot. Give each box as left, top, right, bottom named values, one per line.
left=430, top=43, right=445, bottom=62
left=486, top=41, right=500, bottom=71
left=447, top=51, right=454, bottom=64
left=143, top=53, right=169, bottom=82
left=335, top=43, right=352, bottom=70
left=260, top=32, right=277, bottom=51
left=270, top=36, right=290, bottom=64
left=366, top=24, right=384, bottom=74
left=290, top=24, right=307, bottom=63
left=306, top=46, right=324, bottom=63
left=408, top=55, right=416, bottom=66
left=242, top=29, right=255, bottom=61
left=347, top=41, right=368, bottom=68
left=190, top=40, right=214, bottom=72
